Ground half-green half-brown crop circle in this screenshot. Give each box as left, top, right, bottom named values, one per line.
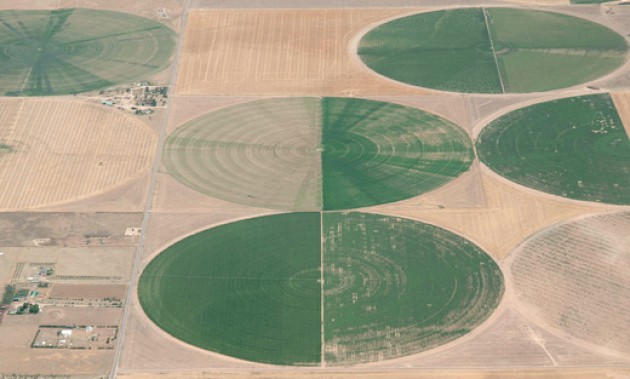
left=358, top=8, right=628, bottom=93
left=162, top=97, right=474, bottom=211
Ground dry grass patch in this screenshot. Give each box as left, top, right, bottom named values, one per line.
left=612, top=92, right=630, bottom=140
left=175, top=9, right=431, bottom=96
left=0, top=98, right=157, bottom=210
left=371, top=171, right=613, bottom=259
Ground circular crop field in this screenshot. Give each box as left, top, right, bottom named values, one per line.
left=0, top=8, right=176, bottom=96
left=138, top=212, right=504, bottom=365
left=0, top=98, right=157, bottom=210
left=477, top=94, right=630, bottom=205
left=162, top=97, right=473, bottom=211
left=358, top=8, right=628, bottom=93
left=509, top=211, right=630, bottom=355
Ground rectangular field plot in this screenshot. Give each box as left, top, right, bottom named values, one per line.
left=612, top=92, right=630, bottom=140
left=175, top=9, right=431, bottom=96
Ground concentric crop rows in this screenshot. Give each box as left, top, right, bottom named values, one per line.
left=138, top=212, right=504, bottom=366
left=509, top=211, right=630, bottom=354
left=163, top=97, right=473, bottom=211
left=0, top=8, right=176, bottom=96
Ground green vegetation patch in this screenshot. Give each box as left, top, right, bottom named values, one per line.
left=323, top=212, right=504, bottom=364
left=140, top=212, right=504, bottom=365
left=358, top=8, right=627, bottom=93
left=358, top=8, right=502, bottom=93
left=0, top=143, right=13, bottom=156
left=477, top=94, right=630, bottom=205
left=0, top=8, right=176, bottom=96
left=163, top=97, right=473, bottom=211
left=139, top=213, right=322, bottom=365
left=486, top=8, right=627, bottom=92
left=321, top=98, right=473, bottom=210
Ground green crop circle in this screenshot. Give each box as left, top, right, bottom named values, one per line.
left=358, top=8, right=627, bottom=93
left=0, top=8, right=176, bottom=96
left=162, top=97, right=473, bottom=211
left=477, top=94, right=630, bottom=205
left=138, top=212, right=504, bottom=365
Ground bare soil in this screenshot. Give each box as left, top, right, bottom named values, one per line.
left=119, top=369, right=630, bottom=379
left=49, top=284, right=127, bottom=301
left=612, top=92, right=630, bottom=139
left=0, top=98, right=157, bottom=211
left=369, top=169, right=613, bottom=260
left=0, top=247, right=135, bottom=284
left=0, top=212, right=143, bottom=248
left=0, top=306, right=120, bottom=376
left=175, top=9, right=433, bottom=96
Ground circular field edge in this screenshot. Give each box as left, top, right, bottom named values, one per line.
left=503, top=210, right=630, bottom=359
left=162, top=97, right=475, bottom=211
left=355, top=7, right=629, bottom=94
left=473, top=93, right=630, bottom=206
left=0, top=98, right=157, bottom=211
left=137, top=211, right=505, bottom=366
left=0, top=7, right=177, bottom=97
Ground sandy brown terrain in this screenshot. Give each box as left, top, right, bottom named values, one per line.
left=175, top=9, right=435, bottom=96
left=0, top=247, right=135, bottom=284
left=0, top=98, right=157, bottom=211
left=0, top=305, right=120, bottom=376
left=507, top=212, right=630, bottom=358
left=120, top=369, right=630, bottom=379
left=612, top=92, right=630, bottom=139
left=0, top=0, right=184, bottom=29
left=367, top=169, right=614, bottom=260
left=49, top=283, right=127, bottom=301
left=0, top=212, right=142, bottom=248
left=1, top=1, right=629, bottom=378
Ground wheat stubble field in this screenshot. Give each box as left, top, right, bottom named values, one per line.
left=1, top=0, right=630, bottom=378
left=0, top=98, right=157, bottom=210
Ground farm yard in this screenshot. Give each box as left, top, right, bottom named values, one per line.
left=0, top=0, right=629, bottom=378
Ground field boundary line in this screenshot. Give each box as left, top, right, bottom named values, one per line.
left=320, top=211, right=326, bottom=367
left=482, top=8, right=506, bottom=94
left=108, top=1, right=191, bottom=378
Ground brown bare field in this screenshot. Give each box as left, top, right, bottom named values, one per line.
left=0, top=212, right=142, bottom=248
left=612, top=92, right=630, bottom=139
left=119, top=369, right=630, bottom=379
left=175, top=9, right=433, bottom=96
left=383, top=308, right=628, bottom=368
left=40, top=307, right=123, bottom=326
left=368, top=169, right=614, bottom=260
left=0, top=247, right=134, bottom=283
left=152, top=172, right=277, bottom=214
left=508, top=212, right=630, bottom=358
left=49, top=284, right=127, bottom=301
left=0, top=98, right=157, bottom=211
